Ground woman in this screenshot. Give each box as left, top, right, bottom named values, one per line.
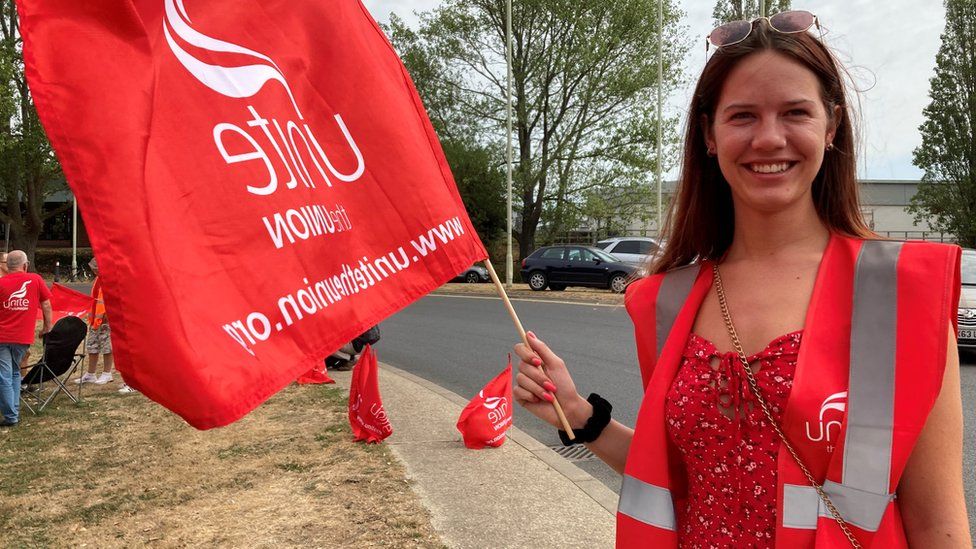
left=514, top=12, right=971, bottom=548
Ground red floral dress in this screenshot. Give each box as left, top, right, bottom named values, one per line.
left=665, top=330, right=802, bottom=548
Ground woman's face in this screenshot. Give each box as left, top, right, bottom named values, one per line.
left=706, top=50, right=836, bottom=216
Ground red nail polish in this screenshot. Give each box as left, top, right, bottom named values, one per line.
left=527, top=331, right=536, bottom=339
left=542, top=381, right=557, bottom=393
left=531, top=357, right=542, bottom=366
left=542, top=392, right=555, bottom=402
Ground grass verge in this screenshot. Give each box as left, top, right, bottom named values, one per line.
left=0, top=378, right=444, bottom=548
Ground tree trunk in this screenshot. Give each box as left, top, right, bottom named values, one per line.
left=7, top=222, right=39, bottom=267
left=518, top=215, right=538, bottom=260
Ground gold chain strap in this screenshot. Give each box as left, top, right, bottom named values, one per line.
left=712, top=264, right=861, bottom=549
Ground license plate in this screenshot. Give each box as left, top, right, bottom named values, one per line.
left=959, top=329, right=976, bottom=340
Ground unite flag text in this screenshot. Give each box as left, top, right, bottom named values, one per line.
left=17, top=0, right=487, bottom=428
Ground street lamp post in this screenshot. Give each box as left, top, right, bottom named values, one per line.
left=656, top=0, right=663, bottom=238
left=505, top=0, right=514, bottom=287
left=72, top=195, right=78, bottom=277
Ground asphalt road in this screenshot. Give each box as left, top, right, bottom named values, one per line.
left=379, top=293, right=643, bottom=490
left=381, top=291, right=976, bottom=533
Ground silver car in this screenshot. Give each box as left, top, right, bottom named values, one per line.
left=595, top=237, right=664, bottom=267
left=958, top=249, right=976, bottom=349
left=452, top=264, right=490, bottom=283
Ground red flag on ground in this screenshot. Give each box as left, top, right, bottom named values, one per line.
left=41, top=283, right=96, bottom=323
left=347, top=346, right=392, bottom=443
left=456, top=359, right=513, bottom=449
left=296, top=361, right=335, bottom=385
left=18, top=0, right=488, bottom=428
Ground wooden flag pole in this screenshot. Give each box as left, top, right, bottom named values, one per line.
left=483, top=258, right=575, bottom=439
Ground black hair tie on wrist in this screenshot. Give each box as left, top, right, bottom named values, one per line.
left=558, top=393, right=612, bottom=446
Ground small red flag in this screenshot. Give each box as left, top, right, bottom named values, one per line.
left=456, top=359, right=513, bottom=449
left=296, top=361, right=335, bottom=385
left=347, top=345, right=392, bottom=443
left=41, top=283, right=96, bottom=323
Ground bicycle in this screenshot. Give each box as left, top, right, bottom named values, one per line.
left=57, top=262, right=94, bottom=283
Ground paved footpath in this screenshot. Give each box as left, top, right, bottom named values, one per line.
left=330, top=363, right=617, bottom=548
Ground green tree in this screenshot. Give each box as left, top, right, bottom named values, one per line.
left=0, top=1, right=67, bottom=263
left=442, top=139, right=507, bottom=245
left=909, top=0, right=976, bottom=246
left=388, top=16, right=506, bottom=247
left=387, top=0, right=686, bottom=259
left=712, top=0, right=792, bottom=24
left=579, top=180, right=655, bottom=241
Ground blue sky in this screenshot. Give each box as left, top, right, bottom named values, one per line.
left=364, top=1, right=947, bottom=180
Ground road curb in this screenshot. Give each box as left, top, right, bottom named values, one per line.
left=429, top=289, right=625, bottom=308
left=380, top=362, right=620, bottom=515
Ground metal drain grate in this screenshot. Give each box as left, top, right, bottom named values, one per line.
left=549, top=444, right=599, bottom=462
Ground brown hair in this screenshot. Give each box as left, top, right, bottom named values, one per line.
left=652, top=21, right=873, bottom=274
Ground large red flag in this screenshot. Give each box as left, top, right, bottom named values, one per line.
left=18, top=0, right=488, bottom=428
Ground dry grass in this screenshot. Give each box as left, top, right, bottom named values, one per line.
left=0, top=376, right=444, bottom=548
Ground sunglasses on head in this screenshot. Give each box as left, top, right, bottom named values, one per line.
left=706, top=10, right=821, bottom=53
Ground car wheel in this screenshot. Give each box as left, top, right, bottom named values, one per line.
left=528, top=271, right=548, bottom=291
left=609, top=273, right=628, bottom=293
left=465, top=272, right=480, bottom=283
left=549, top=284, right=566, bottom=291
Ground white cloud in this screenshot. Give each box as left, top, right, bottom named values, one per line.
left=364, top=0, right=948, bottom=180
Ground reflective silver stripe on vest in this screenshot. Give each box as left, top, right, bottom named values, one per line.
left=618, top=474, right=676, bottom=530
left=844, top=240, right=901, bottom=497
left=783, top=482, right=896, bottom=531
left=783, top=240, right=902, bottom=533
left=655, top=264, right=699, bottom=358
left=622, top=265, right=694, bottom=530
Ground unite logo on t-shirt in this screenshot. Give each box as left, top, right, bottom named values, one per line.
left=3, top=280, right=32, bottom=311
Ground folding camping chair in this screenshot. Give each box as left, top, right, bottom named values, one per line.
left=20, top=316, right=88, bottom=414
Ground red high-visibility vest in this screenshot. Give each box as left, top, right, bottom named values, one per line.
left=89, top=276, right=107, bottom=328
left=617, top=235, right=960, bottom=548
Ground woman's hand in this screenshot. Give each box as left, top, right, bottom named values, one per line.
left=514, top=330, right=635, bottom=474
left=513, top=331, right=591, bottom=430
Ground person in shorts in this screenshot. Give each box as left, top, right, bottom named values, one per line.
left=76, top=258, right=117, bottom=386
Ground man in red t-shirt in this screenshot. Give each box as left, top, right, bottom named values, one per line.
left=0, top=250, right=52, bottom=427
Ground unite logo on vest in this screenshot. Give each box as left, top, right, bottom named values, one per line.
left=804, top=390, right=847, bottom=451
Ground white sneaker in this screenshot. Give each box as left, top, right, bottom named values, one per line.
left=118, top=384, right=137, bottom=394
left=94, top=372, right=114, bottom=385
left=75, top=373, right=97, bottom=384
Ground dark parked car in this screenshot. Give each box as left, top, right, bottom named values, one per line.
left=452, top=264, right=490, bottom=283
left=520, top=245, right=640, bottom=293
